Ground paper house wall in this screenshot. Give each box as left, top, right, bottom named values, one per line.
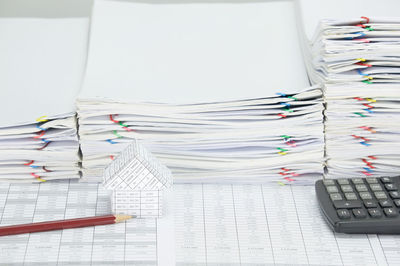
left=102, top=139, right=172, bottom=218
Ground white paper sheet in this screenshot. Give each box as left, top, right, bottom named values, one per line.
left=80, top=0, right=309, bottom=104
left=0, top=18, right=88, bottom=127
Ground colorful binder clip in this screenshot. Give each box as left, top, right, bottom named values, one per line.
left=109, top=114, right=133, bottom=132
left=36, top=116, right=48, bottom=122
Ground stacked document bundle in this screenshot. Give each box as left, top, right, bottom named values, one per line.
left=0, top=18, right=88, bottom=182
left=78, top=87, right=325, bottom=183
left=324, top=83, right=400, bottom=177
left=305, top=17, right=400, bottom=178
left=306, top=17, right=400, bottom=84
left=78, top=0, right=325, bottom=183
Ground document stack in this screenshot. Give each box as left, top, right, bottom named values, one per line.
left=0, top=18, right=88, bottom=182
left=305, top=17, right=400, bottom=178
left=305, top=17, right=400, bottom=84
left=77, top=0, right=325, bottom=183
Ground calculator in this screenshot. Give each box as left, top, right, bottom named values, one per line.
left=316, top=176, right=400, bottom=234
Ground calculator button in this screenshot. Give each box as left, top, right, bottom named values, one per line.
left=352, top=178, right=364, bottom=184
left=364, top=200, right=377, bottom=208
left=333, top=200, right=362, bottom=209
left=368, top=208, right=382, bottom=218
left=374, top=192, right=387, bottom=199
left=337, top=209, right=351, bottom=219
left=359, top=192, right=372, bottom=200
left=330, top=193, right=343, bottom=201
left=323, top=179, right=335, bottom=186
left=384, top=207, right=398, bottom=217
left=355, top=184, right=368, bottom=192
left=326, top=186, right=339, bottom=193
left=370, top=184, right=383, bottom=191
left=366, top=177, right=378, bottom=184
left=345, top=193, right=358, bottom=200
left=337, top=179, right=350, bottom=185
left=385, top=183, right=398, bottom=191
left=389, top=191, right=400, bottom=199
left=393, top=199, right=400, bottom=207
left=379, top=200, right=392, bottom=208
left=352, top=209, right=367, bottom=219
left=340, top=185, right=353, bottom=193
left=381, top=177, right=392, bottom=183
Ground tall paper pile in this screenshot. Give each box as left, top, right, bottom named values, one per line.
left=78, top=0, right=325, bottom=183
left=0, top=18, right=88, bottom=182
left=298, top=11, right=400, bottom=177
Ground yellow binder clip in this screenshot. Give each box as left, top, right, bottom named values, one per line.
left=36, top=116, right=48, bottom=122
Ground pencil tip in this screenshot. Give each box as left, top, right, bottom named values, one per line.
left=115, top=214, right=133, bottom=223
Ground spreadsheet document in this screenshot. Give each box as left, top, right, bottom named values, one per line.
left=1, top=181, right=400, bottom=265
left=0, top=181, right=174, bottom=265
left=174, top=184, right=400, bottom=266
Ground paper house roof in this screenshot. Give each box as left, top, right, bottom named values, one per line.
left=102, top=139, right=172, bottom=191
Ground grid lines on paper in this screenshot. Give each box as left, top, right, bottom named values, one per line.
left=174, top=183, right=400, bottom=266
left=0, top=180, right=158, bottom=265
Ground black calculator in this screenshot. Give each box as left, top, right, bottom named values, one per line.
left=316, top=176, right=400, bottom=234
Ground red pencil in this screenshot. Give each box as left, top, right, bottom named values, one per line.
left=0, top=214, right=133, bottom=236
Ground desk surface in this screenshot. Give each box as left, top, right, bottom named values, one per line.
left=1, top=181, right=400, bottom=265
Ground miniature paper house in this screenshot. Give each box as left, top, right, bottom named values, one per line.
left=102, top=140, right=173, bottom=218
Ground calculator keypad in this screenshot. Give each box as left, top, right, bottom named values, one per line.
left=323, top=176, right=400, bottom=220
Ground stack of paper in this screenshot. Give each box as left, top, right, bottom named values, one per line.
left=306, top=17, right=400, bottom=84
left=78, top=88, right=325, bottom=183
left=295, top=0, right=400, bottom=84
left=324, top=82, right=400, bottom=178
left=297, top=14, right=400, bottom=177
left=0, top=18, right=88, bottom=182
left=77, top=0, right=324, bottom=183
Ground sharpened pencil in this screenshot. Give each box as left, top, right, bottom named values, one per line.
left=0, top=214, right=133, bottom=236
